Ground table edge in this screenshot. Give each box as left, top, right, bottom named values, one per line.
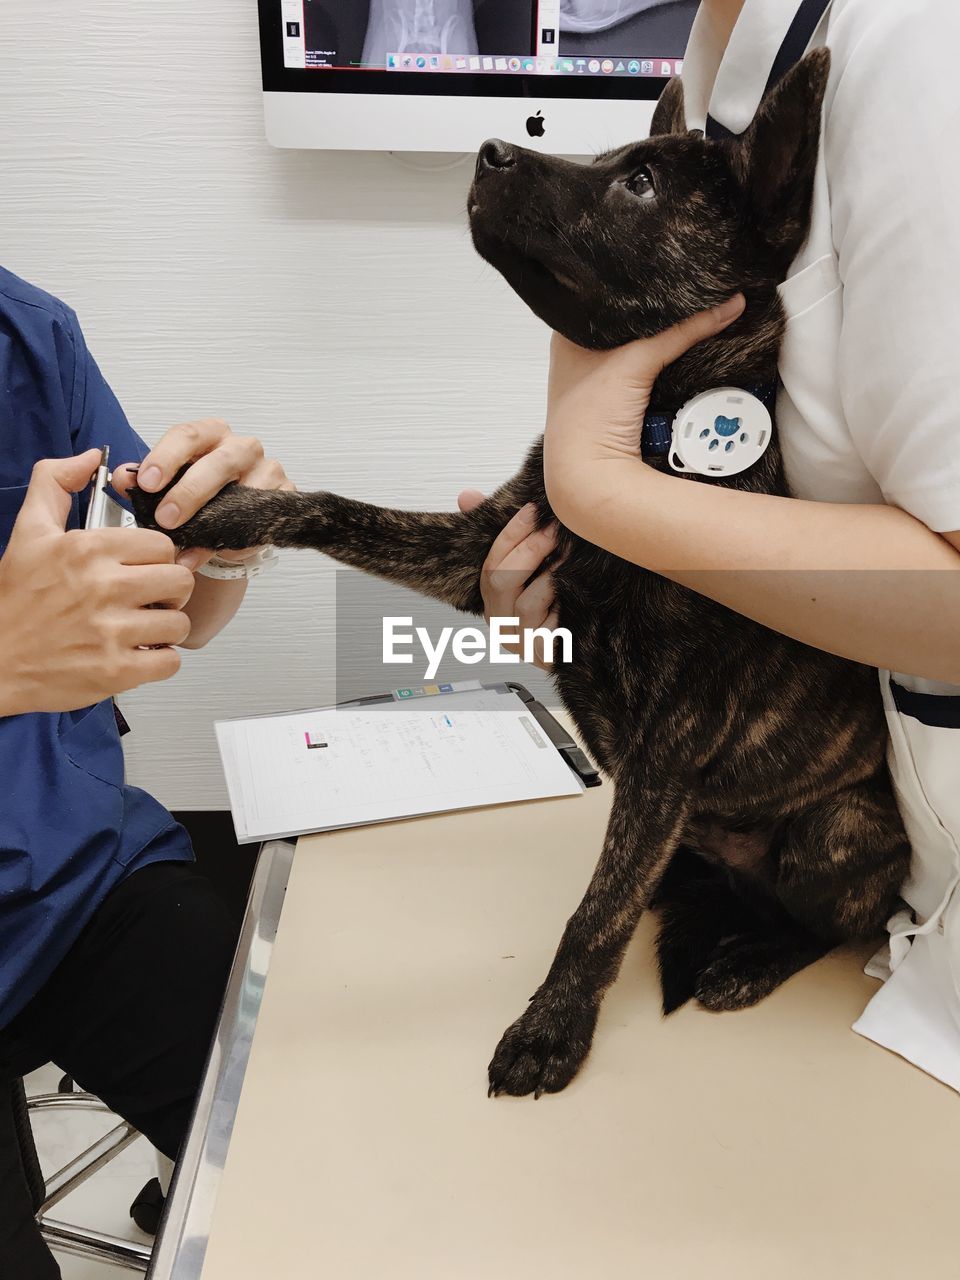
left=147, top=838, right=298, bottom=1280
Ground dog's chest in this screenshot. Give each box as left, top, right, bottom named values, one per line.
left=549, top=548, right=678, bottom=770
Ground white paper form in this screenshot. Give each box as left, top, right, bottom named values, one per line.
left=215, top=687, right=584, bottom=843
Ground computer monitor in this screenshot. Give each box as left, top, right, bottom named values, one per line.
left=260, top=0, right=698, bottom=154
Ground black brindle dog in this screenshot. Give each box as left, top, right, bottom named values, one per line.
left=135, top=49, right=909, bottom=1097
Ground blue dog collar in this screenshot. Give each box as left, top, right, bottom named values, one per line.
left=641, top=381, right=779, bottom=461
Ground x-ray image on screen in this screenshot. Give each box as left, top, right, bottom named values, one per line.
left=561, top=0, right=675, bottom=30
left=300, top=0, right=694, bottom=69
left=559, top=0, right=699, bottom=58
left=303, top=2, right=529, bottom=67
left=363, top=0, right=478, bottom=62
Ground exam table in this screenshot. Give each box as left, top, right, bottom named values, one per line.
left=149, top=726, right=960, bottom=1280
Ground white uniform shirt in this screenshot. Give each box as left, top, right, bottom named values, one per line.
left=683, top=0, right=960, bottom=1089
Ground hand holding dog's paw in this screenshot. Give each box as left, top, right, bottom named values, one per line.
left=130, top=475, right=250, bottom=551
left=487, top=993, right=599, bottom=1098
left=114, top=418, right=295, bottom=568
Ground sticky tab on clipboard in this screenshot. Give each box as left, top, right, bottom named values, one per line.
left=391, top=680, right=483, bottom=701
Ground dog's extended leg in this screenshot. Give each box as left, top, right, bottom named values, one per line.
left=488, top=765, right=691, bottom=1098
left=131, top=446, right=548, bottom=614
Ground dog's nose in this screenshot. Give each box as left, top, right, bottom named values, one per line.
left=476, top=139, right=517, bottom=178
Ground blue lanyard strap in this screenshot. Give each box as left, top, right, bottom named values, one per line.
left=640, top=381, right=779, bottom=460
left=705, top=0, right=834, bottom=141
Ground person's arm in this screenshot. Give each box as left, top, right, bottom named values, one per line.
left=541, top=314, right=960, bottom=683
left=543, top=7, right=960, bottom=685
left=65, top=315, right=293, bottom=650
left=112, top=419, right=295, bottom=649
left=0, top=453, right=193, bottom=717
left=172, top=570, right=249, bottom=650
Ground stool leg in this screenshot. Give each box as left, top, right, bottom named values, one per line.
left=39, top=1120, right=139, bottom=1215
left=26, top=1090, right=153, bottom=1271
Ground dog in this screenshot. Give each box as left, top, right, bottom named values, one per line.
left=133, top=48, right=910, bottom=1099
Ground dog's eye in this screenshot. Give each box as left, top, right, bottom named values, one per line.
left=624, top=167, right=655, bottom=200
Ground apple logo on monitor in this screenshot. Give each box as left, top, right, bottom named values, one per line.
left=526, top=111, right=545, bottom=139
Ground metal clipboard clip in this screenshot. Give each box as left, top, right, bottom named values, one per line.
left=506, top=682, right=602, bottom=788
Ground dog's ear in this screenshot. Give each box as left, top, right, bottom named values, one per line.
left=729, top=47, right=831, bottom=259
left=650, top=75, right=686, bottom=136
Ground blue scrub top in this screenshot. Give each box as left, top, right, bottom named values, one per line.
left=0, top=266, right=194, bottom=1031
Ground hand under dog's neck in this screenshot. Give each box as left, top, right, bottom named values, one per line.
left=650, top=289, right=783, bottom=415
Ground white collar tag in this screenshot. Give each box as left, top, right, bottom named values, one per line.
left=669, top=387, right=773, bottom=477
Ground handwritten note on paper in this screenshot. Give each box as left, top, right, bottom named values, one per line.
left=216, top=687, right=583, bottom=843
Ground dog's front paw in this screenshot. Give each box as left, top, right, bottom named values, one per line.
left=487, top=995, right=599, bottom=1099
left=131, top=475, right=280, bottom=552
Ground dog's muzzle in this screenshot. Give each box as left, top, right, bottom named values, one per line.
left=475, top=138, right=518, bottom=182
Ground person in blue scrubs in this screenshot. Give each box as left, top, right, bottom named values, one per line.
left=0, top=265, right=294, bottom=1279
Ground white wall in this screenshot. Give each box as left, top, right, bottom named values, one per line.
left=1, top=2, right=552, bottom=808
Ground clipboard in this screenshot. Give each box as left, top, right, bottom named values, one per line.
left=337, top=681, right=601, bottom=789
left=214, top=681, right=601, bottom=844
left=504, top=683, right=602, bottom=788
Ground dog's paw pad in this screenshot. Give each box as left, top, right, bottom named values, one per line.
left=129, top=480, right=172, bottom=533
left=129, top=466, right=197, bottom=546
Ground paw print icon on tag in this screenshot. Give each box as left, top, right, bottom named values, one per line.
left=669, top=388, right=773, bottom=477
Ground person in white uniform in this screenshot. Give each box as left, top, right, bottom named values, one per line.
left=462, top=0, right=960, bottom=1091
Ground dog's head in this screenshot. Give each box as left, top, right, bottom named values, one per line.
left=469, top=49, right=830, bottom=355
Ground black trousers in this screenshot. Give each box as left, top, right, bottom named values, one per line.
left=0, top=861, right=237, bottom=1280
